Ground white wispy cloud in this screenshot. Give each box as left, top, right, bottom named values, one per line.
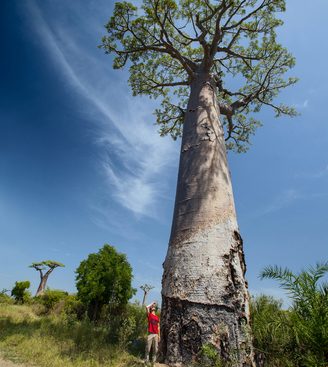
left=260, top=188, right=328, bottom=215
left=295, top=164, right=328, bottom=179
left=294, top=99, right=309, bottom=109
left=262, top=189, right=301, bottom=214
left=25, top=1, right=177, bottom=219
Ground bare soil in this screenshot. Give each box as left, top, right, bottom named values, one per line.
left=0, top=357, right=32, bottom=367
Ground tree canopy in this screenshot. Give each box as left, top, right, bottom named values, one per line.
left=101, top=0, right=297, bottom=152
left=29, top=261, right=65, bottom=272
left=76, top=244, right=136, bottom=320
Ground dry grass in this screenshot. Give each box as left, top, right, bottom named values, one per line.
left=0, top=304, right=144, bottom=367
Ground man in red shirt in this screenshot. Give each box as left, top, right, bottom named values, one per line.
left=145, top=301, right=160, bottom=364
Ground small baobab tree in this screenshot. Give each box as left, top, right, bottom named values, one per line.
left=140, top=283, right=155, bottom=306
left=30, top=260, right=64, bottom=296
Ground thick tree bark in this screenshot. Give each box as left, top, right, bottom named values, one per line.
left=161, top=71, right=254, bottom=366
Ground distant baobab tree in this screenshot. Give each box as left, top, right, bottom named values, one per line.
left=29, top=260, right=64, bottom=296
left=140, top=284, right=154, bottom=306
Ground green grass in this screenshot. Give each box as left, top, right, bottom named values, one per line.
left=0, top=304, right=144, bottom=367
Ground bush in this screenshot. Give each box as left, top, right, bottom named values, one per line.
left=60, top=294, right=86, bottom=320
left=260, top=262, right=328, bottom=367
left=109, top=302, right=147, bottom=349
left=34, top=289, right=69, bottom=313
left=250, top=295, right=294, bottom=367
left=11, top=281, right=31, bottom=304
left=0, top=293, right=14, bottom=304
left=126, top=302, right=147, bottom=342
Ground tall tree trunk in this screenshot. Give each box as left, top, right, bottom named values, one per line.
left=161, top=72, right=254, bottom=366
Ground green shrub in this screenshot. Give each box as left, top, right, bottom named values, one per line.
left=11, top=281, right=31, bottom=304
left=127, top=302, right=147, bottom=341
left=0, top=293, right=14, bottom=304
left=250, top=295, right=294, bottom=367
left=260, top=262, right=328, bottom=367
left=199, top=343, right=224, bottom=367
left=99, top=302, right=147, bottom=354
left=76, top=244, right=136, bottom=321
left=34, top=289, right=69, bottom=313
left=58, top=294, right=86, bottom=320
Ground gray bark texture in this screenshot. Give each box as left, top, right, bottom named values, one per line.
left=35, top=271, right=51, bottom=297
left=160, top=72, right=255, bottom=366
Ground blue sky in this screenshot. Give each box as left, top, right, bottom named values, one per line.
left=1, top=0, right=327, bottom=305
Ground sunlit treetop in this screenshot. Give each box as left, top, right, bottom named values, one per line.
left=29, top=261, right=65, bottom=272
left=101, top=0, right=297, bottom=152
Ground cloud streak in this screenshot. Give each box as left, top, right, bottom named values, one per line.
left=262, top=189, right=301, bottom=214
left=295, top=164, right=328, bottom=180
left=294, top=99, right=309, bottom=109
left=260, top=188, right=328, bottom=215
left=25, top=1, right=178, bottom=219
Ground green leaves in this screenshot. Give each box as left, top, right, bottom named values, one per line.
left=101, top=0, right=297, bottom=151
left=75, top=244, right=136, bottom=321
left=260, top=262, right=328, bottom=366
left=251, top=295, right=294, bottom=367
left=30, top=260, right=65, bottom=271
left=11, top=281, right=31, bottom=304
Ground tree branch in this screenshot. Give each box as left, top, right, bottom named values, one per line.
left=217, top=46, right=263, bottom=61
left=222, top=0, right=248, bottom=29
left=152, top=0, right=197, bottom=75
left=208, top=2, right=230, bottom=67
left=223, top=0, right=269, bottom=31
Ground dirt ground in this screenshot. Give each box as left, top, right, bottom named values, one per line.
left=0, top=358, right=31, bottom=367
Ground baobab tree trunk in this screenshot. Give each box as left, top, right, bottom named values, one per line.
left=35, top=272, right=51, bottom=297
left=161, top=72, right=254, bottom=366
left=142, top=291, right=149, bottom=307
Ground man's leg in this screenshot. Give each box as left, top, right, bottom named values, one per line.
left=145, top=334, right=152, bottom=362
left=151, top=334, right=159, bottom=363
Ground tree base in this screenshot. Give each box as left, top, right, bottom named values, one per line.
left=160, top=296, right=254, bottom=367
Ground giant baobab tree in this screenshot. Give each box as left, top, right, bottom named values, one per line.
left=101, top=0, right=296, bottom=365
left=30, top=260, right=64, bottom=296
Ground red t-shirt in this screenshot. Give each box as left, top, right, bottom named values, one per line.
left=148, top=312, right=159, bottom=334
